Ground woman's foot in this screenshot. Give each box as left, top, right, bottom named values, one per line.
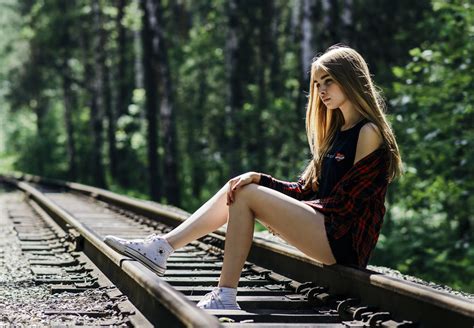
left=103, top=234, right=174, bottom=276
left=197, top=287, right=241, bottom=310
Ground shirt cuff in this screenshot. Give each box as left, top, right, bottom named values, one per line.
left=258, top=173, right=273, bottom=187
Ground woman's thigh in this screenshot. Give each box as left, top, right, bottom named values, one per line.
left=236, top=184, right=336, bottom=265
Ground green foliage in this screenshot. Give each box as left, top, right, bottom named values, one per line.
left=113, top=88, right=149, bottom=190
left=373, top=0, right=474, bottom=292
left=0, top=0, right=472, bottom=293
left=5, top=105, right=67, bottom=178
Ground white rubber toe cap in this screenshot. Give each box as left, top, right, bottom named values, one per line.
left=104, top=235, right=127, bottom=253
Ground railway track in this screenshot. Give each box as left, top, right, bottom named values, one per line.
left=0, top=174, right=473, bottom=327
left=0, top=186, right=152, bottom=326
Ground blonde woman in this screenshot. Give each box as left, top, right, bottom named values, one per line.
left=105, top=45, right=402, bottom=310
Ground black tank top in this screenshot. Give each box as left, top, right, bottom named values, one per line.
left=316, top=119, right=369, bottom=199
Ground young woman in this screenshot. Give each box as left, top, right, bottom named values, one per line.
left=104, top=45, right=402, bottom=310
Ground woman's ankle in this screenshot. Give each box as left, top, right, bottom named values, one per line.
left=162, top=234, right=178, bottom=250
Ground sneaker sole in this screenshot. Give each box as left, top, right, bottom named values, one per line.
left=104, top=238, right=166, bottom=276
left=198, top=304, right=241, bottom=310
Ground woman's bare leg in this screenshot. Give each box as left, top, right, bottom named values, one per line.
left=163, top=184, right=229, bottom=249
left=218, top=183, right=336, bottom=288
left=218, top=194, right=255, bottom=288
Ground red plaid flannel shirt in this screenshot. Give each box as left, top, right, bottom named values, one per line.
left=258, top=148, right=389, bottom=267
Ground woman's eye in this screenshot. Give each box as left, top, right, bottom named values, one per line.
left=325, top=79, right=333, bottom=85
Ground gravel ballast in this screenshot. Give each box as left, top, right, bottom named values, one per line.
left=0, top=190, right=133, bottom=326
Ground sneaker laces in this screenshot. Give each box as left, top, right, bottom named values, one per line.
left=121, top=233, right=160, bottom=246
left=201, top=288, right=222, bottom=308
left=144, top=233, right=160, bottom=243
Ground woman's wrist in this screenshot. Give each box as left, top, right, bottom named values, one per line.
left=251, top=172, right=261, bottom=184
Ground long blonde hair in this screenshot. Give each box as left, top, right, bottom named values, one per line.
left=300, top=45, right=402, bottom=192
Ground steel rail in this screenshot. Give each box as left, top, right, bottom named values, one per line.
left=3, top=173, right=474, bottom=327
left=1, top=175, right=221, bottom=328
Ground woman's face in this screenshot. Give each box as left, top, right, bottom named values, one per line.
left=314, top=68, right=348, bottom=110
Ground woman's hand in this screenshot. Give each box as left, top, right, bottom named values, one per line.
left=227, top=171, right=261, bottom=206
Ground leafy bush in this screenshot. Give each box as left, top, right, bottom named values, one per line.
left=373, top=0, right=474, bottom=292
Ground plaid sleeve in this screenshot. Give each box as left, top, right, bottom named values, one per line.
left=258, top=174, right=314, bottom=201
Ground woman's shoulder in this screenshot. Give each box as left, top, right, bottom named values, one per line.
left=360, top=121, right=382, bottom=142
left=354, top=121, right=383, bottom=164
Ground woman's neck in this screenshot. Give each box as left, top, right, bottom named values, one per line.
left=339, top=104, right=363, bottom=131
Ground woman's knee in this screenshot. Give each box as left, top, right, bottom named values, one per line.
left=234, top=183, right=259, bottom=202
left=230, top=185, right=261, bottom=218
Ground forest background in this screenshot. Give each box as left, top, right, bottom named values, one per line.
left=0, top=0, right=472, bottom=292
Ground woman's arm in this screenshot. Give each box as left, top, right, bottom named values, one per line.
left=226, top=171, right=313, bottom=204
left=257, top=173, right=314, bottom=200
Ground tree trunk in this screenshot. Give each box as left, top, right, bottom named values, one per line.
left=141, top=0, right=162, bottom=201
left=90, top=0, right=106, bottom=188
left=171, top=0, right=192, bottom=40
left=59, top=1, right=77, bottom=180
left=266, top=2, right=285, bottom=175
left=134, top=0, right=144, bottom=92
left=321, top=0, right=332, bottom=42
left=322, top=0, right=339, bottom=42
left=62, top=56, right=77, bottom=180
left=93, top=0, right=117, bottom=181
left=301, top=0, right=314, bottom=83
left=103, top=53, right=117, bottom=179
left=253, top=1, right=275, bottom=171
left=288, top=0, right=317, bottom=178
left=133, top=32, right=144, bottom=90
left=144, top=0, right=180, bottom=206
left=291, top=0, right=302, bottom=44
left=292, top=0, right=306, bottom=134
left=116, top=0, right=129, bottom=117
left=225, top=0, right=244, bottom=178
left=269, top=2, right=282, bottom=97
left=340, top=0, right=353, bottom=44
left=189, top=65, right=206, bottom=200
left=34, top=100, right=47, bottom=175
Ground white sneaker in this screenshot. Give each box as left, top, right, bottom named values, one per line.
left=197, top=287, right=241, bottom=310
left=104, top=234, right=173, bottom=276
